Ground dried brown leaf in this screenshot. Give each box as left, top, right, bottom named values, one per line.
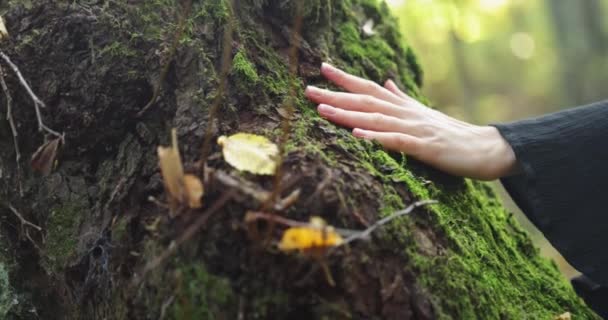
left=157, top=129, right=185, bottom=204
left=31, top=137, right=61, bottom=175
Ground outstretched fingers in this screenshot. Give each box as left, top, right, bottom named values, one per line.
left=317, top=104, right=425, bottom=137
left=321, top=63, right=406, bottom=106
left=305, top=86, right=409, bottom=119
left=384, top=79, right=411, bottom=100
left=352, top=128, right=421, bottom=155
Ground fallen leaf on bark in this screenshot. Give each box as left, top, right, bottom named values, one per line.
left=217, top=133, right=279, bottom=175
left=278, top=216, right=343, bottom=252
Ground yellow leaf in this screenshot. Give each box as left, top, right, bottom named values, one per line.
left=183, top=174, right=203, bottom=209
left=0, top=16, right=8, bottom=41
left=217, top=133, right=279, bottom=175
left=278, top=216, right=343, bottom=252
left=157, top=129, right=185, bottom=201
left=158, top=129, right=204, bottom=212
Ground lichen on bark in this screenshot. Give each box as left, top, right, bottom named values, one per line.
left=0, top=0, right=599, bottom=319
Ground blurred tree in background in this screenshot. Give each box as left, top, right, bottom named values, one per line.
left=388, top=0, right=608, bottom=277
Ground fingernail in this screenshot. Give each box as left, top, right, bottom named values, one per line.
left=385, top=79, right=395, bottom=87
left=321, top=62, right=337, bottom=74
left=318, top=104, right=336, bottom=116
left=352, top=128, right=368, bottom=138
left=305, top=86, right=322, bottom=98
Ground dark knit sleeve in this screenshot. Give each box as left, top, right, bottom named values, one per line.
left=492, top=100, right=608, bottom=286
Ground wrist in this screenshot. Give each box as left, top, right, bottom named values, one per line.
left=479, top=125, right=518, bottom=180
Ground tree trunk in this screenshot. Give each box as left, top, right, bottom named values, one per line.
left=0, top=1, right=598, bottom=319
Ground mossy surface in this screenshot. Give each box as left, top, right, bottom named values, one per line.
left=170, top=263, right=236, bottom=320
left=0, top=263, right=13, bottom=318
left=232, top=50, right=260, bottom=89
left=43, top=203, right=83, bottom=274
left=233, top=0, right=595, bottom=317
left=0, top=0, right=598, bottom=318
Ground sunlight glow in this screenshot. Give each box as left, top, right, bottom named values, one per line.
left=455, top=14, right=482, bottom=43
left=385, top=0, right=406, bottom=7
left=479, top=0, right=509, bottom=13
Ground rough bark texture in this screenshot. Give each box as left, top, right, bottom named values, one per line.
left=0, top=1, right=598, bottom=319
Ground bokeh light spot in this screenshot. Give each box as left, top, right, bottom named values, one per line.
left=510, top=32, right=535, bottom=60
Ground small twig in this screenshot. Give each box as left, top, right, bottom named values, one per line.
left=147, top=196, right=169, bottom=209
left=0, top=63, right=22, bottom=195
left=0, top=50, right=63, bottom=140
left=158, top=294, right=175, bottom=320
left=341, top=200, right=438, bottom=245
left=212, top=169, right=300, bottom=211
left=133, top=191, right=234, bottom=288
left=245, top=211, right=309, bottom=228
left=237, top=295, right=246, bottom=320
left=262, top=0, right=304, bottom=211
left=199, top=0, right=235, bottom=177
left=137, top=0, right=193, bottom=118
left=302, top=167, right=332, bottom=206
left=7, top=204, right=42, bottom=232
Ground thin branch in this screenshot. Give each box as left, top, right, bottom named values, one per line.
left=8, top=204, right=42, bottom=232
left=137, top=0, right=193, bottom=118
left=245, top=211, right=310, bottom=228
left=261, top=0, right=304, bottom=211
left=212, top=169, right=300, bottom=211
left=0, top=63, right=22, bottom=195
left=341, top=200, right=438, bottom=245
left=0, top=50, right=63, bottom=140
left=302, top=167, right=332, bottom=206
left=199, top=0, right=235, bottom=177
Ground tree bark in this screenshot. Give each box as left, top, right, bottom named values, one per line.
left=0, top=1, right=598, bottom=319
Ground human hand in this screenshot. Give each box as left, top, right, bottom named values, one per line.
left=305, top=63, right=517, bottom=181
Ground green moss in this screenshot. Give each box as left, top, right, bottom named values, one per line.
left=231, top=50, right=260, bottom=89
left=332, top=130, right=596, bottom=317
left=249, top=289, right=289, bottom=320
left=0, top=263, right=14, bottom=318
left=171, top=263, right=235, bottom=320
left=337, top=21, right=397, bottom=78
left=44, top=204, right=83, bottom=274
left=84, top=0, right=595, bottom=316
left=99, top=41, right=138, bottom=58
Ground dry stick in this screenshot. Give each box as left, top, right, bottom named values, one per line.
left=199, top=0, right=235, bottom=177
left=136, top=0, right=193, bottom=118
left=0, top=64, right=22, bottom=196
left=245, top=211, right=311, bottom=228
left=133, top=191, right=234, bottom=288
left=8, top=204, right=42, bottom=232
left=261, top=0, right=304, bottom=212
left=0, top=50, right=63, bottom=140
left=340, top=200, right=438, bottom=246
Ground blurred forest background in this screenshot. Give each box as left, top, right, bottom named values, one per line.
left=389, top=0, right=608, bottom=277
